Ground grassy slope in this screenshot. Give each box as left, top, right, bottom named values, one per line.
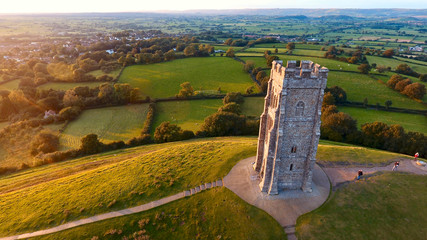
left=37, top=81, right=108, bottom=91
left=339, top=106, right=427, bottom=134
left=60, top=104, right=149, bottom=150
left=317, top=141, right=412, bottom=166
left=297, top=173, right=427, bottom=240
left=35, top=188, right=286, bottom=240
left=366, top=55, right=427, bottom=74
left=152, top=99, right=223, bottom=132
left=0, top=79, right=19, bottom=90
left=0, top=138, right=257, bottom=236
left=118, top=57, right=258, bottom=98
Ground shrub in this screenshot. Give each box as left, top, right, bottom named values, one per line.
left=387, top=74, right=404, bottom=89
left=80, top=134, right=103, bottom=154
left=394, top=79, right=412, bottom=92
left=402, top=83, right=426, bottom=99
left=218, top=102, right=241, bottom=115
left=154, top=122, right=193, bottom=143
left=223, top=92, right=244, bottom=105
left=30, top=130, right=60, bottom=156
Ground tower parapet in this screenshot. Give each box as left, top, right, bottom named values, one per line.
left=254, top=60, right=328, bottom=194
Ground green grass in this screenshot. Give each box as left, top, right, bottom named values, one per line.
left=366, top=55, right=427, bottom=74
left=317, top=141, right=412, bottom=166
left=0, top=80, right=19, bottom=91
left=37, top=81, right=109, bottom=91
left=87, top=69, right=121, bottom=78
left=240, top=56, right=361, bottom=72
left=327, top=71, right=426, bottom=110
left=339, top=106, right=427, bottom=134
left=212, top=45, right=244, bottom=52
left=296, top=173, right=427, bottom=240
left=152, top=99, right=223, bottom=133
left=118, top=57, right=258, bottom=98
left=34, top=188, right=286, bottom=240
left=0, top=137, right=257, bottom=236
left=60, top=104, right=149, bottom=150
left=241, top=97, right=264, bottom=117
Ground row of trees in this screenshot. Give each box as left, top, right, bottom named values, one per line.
left=386, top=74, right=426, bottom=99
left=0, top=83, right=140, bottom=122
left=320, top=92, right=426, bottom=157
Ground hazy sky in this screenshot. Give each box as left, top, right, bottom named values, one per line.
left=0, top=0, right=426, bottom=13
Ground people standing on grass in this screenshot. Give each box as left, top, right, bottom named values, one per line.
left=414, top=152, right=419, bottom=161
left=357, top=170, right=363, bottom=180
left=392, top=161, right=400, bottom=171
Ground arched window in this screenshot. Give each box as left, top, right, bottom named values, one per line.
left=295, top=101, right=305, bottom=116
left=290, top=164, right=293, bottom=171
left=291, top=146, right=297, bottom=153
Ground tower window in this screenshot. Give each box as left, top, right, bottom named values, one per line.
left=291, top=146, right=297, bottom=153
left=290, top=164, right=293, bottom=171
left=295, top=101, right=305, bottom=116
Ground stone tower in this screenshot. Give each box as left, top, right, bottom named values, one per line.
left=254, top=60, right=328, bottom=194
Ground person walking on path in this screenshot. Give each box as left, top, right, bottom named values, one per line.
left=392, top=161, right=400, bottom=171
left=357, top=170, right=363, bottom=180
left=414, top=152, right=419, bottom=161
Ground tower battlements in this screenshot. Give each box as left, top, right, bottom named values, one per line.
left=271, top=60, right=328, bottom=81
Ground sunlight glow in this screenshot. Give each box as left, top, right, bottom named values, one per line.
left=0, top=0, right=425, bottom=13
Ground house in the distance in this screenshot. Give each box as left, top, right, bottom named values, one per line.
left=44, top=110, right=57, bottom=119
left=409, top=45, right=423, bottom=52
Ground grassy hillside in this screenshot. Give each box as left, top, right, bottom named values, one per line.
left=60, top=104, right=149, bottom=150
left=37, top=81, right=108, bottom=91
left=35, top=188, right=286, bottom=240
left=0, top=79, right=19, bottom=90
left=366, top=55, right=427, bottom=74
left=118, top=57, right=258, bottom=98
left=339, top=106, right=427, bottom=134
left=152, top=99, right=223, bottom=132
left=317, top=140, right=412, bottom=166
left=297, top=173, right=427, bottom=240
left=0, top=138, right=257, bottom=236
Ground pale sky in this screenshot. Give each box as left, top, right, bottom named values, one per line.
left=0, top=0, right=425, bottom=13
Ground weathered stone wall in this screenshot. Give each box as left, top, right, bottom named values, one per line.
left=254, top=60, right=328, bottom=194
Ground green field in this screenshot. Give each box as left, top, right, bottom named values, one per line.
left=118, top=57, right=258, bottom=98
left=240, top=56, right=361, bottom=72
left=35, top=188, right=286, bottom=240
left=241, top=97, right=264, bottom=117
left=152, top=97, right=266, bottom=133
left=212, top=45, right=244, bottom=52
left=152, top=99, right=223, bottom=132
left=317, top=140, right=412, bottom=166
left=87, top=68, right=122, bottom=78
left=327, top=71, right=426, bottom=110
left=60, top=104, right=149, bottom=150
left=37, top=81, right=108, bottom=91
left=297, top=173, right=427, bottom=240
left=339, top=106, right=427, bottom=134
left=245, top=47, right=324, bottom=57
left=0, top=80, right=19, bottom=91
left=366, top=55, right=427, bottom=74
left=0, top=137, right=257, bottom=236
